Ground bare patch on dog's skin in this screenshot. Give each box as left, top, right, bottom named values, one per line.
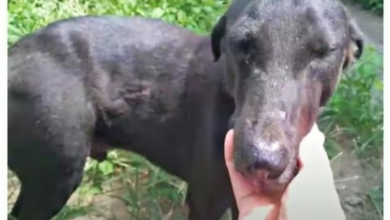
left=211, top=0, right=364, bottom=195
left=122, top=87, right=151, bottom=102
left=243, top=56, right=348, bottom=196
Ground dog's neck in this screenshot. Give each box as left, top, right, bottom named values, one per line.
left=191, top=36, right=233, bottom=101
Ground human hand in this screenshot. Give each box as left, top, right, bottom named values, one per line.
left=224, top=128, right=279, bottom=220
left=224, top=123, right=346, bottom=220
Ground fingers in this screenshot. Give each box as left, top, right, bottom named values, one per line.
left=224, top=129, right=279, bottom=220
left=224, top=129, right=235, bottom=166
left=224, top=130, right=258, bottom=200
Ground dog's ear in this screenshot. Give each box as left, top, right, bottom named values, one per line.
left=211, top=15, right=227, bottom=62
left=348, top=20, right=364, bottom=61
left=343, top=19, right=364, bottom=69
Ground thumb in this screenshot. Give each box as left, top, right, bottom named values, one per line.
left=224, top=129, right=235, bottom=166
left=224, top=130, right=258, bottom=200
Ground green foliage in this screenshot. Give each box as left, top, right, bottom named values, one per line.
left=53, top=205, right=93, bottom=220
left=368, top=181, right=383, bottom=218
left=77, top=151, right=131, bottom=195
left=8, top=0, right=228, bottom=46
left=319, top=46, right=383, bottom=158
left=319, top=46, right=383, bottom=219
left=349, top=0, right=383, bottom=15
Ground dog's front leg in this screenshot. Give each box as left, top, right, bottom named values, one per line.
left=186, top=137, right=236, bottom=220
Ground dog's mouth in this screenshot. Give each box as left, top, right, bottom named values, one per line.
left=246, top=172, right=287, bottom=196
left=238, top=155, right=300, bottom=196
left=243, top=166, right=282, bottom=181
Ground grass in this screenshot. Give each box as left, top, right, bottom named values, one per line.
left=8, top=0, right=383, bottom=219
left=348, top=0, right=383, bottom=15
left=320, top=46, right=383, bottom=159
left=319, top=45, right=383, bottom=218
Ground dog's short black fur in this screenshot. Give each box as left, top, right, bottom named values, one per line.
left=8, top=0, right=363, bottom=219
left=210, top=0, right=364, bottom=194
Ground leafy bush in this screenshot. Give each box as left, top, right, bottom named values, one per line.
left=319, top=46, right=383, bottom=217
left=8, top=0, right=228, bottom=45
left=319, top=46, right=383, bottom=158
left=348, top=0, right=383, bottom=14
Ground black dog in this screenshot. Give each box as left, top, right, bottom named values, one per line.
left=8, top=0, right=363, bottom=219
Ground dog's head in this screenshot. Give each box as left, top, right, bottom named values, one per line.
left=211, top=0, right=363, bottom=194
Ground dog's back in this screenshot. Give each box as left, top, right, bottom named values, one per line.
left=9, top=16, right=202, bottom=85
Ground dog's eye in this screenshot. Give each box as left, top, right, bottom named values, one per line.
left=310, top=40, right=339, bottom=58
left=329, top=47, right=338, bottom=52
left=228, top=31, right=256, bottom=53
left=234, top=38, right=254, bottom=53
left=312, top=45, right=339, bottom=58
left=314, top=46, right=329, bottom=57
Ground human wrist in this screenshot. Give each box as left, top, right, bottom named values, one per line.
left=240, top=206, right=276, bottom=220
left=285, top=170, right=345, bottom=220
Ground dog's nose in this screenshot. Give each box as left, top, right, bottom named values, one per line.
left=247, top=142, right=289, bottom=179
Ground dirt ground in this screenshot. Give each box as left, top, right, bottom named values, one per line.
left=331, top=148, right=382, bottom=220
